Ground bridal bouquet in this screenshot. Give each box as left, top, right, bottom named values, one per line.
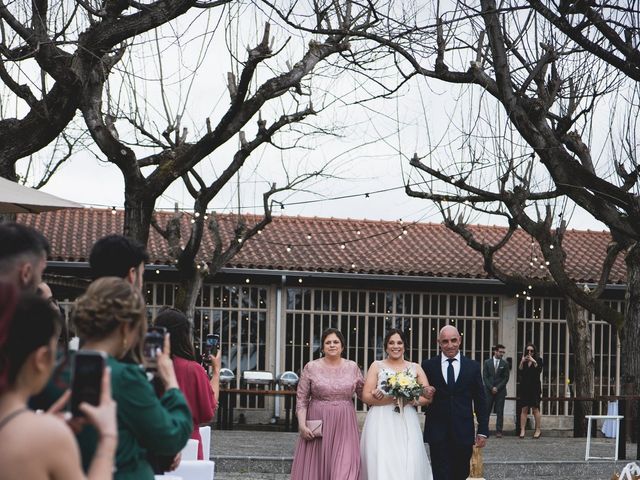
left=381, top=369, right=424, bottom=413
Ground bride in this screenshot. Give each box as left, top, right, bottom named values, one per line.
left=360, top=328, right=433, bottom=480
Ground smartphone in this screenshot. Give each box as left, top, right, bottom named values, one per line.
left=70, top=350, right=106, bottom=417
left=144, top=326, right=166, bottom=371
left=202, top=333, right=220, bottom=364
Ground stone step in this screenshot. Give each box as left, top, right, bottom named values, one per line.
left=212, top=456, right=627, bottom=479
left=214, top=474, right=289, bottom=480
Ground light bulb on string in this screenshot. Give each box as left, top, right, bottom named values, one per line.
left=286, top=245, right=292, bottom=253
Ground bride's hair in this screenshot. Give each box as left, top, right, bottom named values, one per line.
left=383, top=328, right=406, bottom=351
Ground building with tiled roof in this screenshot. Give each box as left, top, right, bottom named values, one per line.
left=18, top=209, right=625, bottom=286
left=16, top=209, right=624, bottom=429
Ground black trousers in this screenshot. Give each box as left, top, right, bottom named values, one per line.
left=485, top=388, right=506, bottom=432
left=428, top=440, right=473, bottom=480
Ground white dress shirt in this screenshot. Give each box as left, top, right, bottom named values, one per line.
left=441, top=352, right=461, bottom=383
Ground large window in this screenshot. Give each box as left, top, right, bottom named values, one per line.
left=147, top=282, right=269, bottom=408
left=517, top=297, right=620, bottom=416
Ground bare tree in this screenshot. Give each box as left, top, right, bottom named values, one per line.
left=3, top=1, right=401, bottom=317
left=0, top=0, right=226, bottom=179
left=379, top=1, right=640, bottom=403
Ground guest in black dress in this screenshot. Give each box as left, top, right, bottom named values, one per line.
left=518, top=342, right=543, bottom=438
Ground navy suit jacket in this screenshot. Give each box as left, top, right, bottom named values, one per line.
left=422, top=355, right=489, bottom=445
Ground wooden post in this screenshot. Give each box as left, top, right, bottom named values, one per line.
left=467, top=445, right=485, bottom=480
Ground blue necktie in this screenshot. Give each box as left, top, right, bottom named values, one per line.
left=447, top=358, right=455, bottom=391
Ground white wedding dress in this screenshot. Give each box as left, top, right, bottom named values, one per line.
left=360, top=361, right=432, bottom=480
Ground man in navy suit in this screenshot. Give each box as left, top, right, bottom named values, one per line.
left=422, top=325, right=489, bottom=480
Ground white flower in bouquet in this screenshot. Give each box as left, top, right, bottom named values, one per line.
left=381, top=368, right=424, bottom=413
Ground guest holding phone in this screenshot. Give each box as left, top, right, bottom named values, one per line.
left=72, top=277, right=192, bottom=479
left=155, top=307, right=220, bottom=459
left=518, top=342, right=543, bottom=439
left=0, top=284, right=117, bottom=480
left=290, top=328, right=364, bottom=480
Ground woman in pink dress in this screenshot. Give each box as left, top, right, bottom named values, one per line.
left=291, top=328, right=364, bottom=480
left=155, top=307, right=220, bottom=460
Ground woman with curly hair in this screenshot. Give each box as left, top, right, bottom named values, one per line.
left=72, top=277, right=192, bottom=479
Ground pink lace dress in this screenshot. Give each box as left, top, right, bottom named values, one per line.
left=290, top=358, right=364, bottom=480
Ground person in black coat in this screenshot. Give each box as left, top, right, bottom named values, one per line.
left=422, top=325, right=489, bottom=480
left=518, top=342, right=543, bottom=438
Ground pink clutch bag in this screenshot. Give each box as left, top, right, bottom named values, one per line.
left=306, top=419, right=323, bottom=437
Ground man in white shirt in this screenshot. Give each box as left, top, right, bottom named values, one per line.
left=482, top=344, right=509, bottom=438
left=422, top=325, right=488, bottom=480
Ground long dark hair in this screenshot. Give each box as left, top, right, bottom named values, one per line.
left=524, top=342, right=539, bottom=359
left=154, top=307, right=196, bottom=361
left=0, top=285, right=61, bottom=393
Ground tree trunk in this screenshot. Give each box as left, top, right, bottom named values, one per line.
left=174, top=263, right=203, bottom=324
left=622, top=242, right=640, bottom=441
left=565, top=297, right=594, bottom=436
left=123, top=185, right=155, bottom=245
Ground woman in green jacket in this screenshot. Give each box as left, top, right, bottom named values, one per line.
left=72, top=277, right=192, bottom=479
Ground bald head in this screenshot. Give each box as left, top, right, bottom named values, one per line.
left=438, top=325, right=461, bottom=359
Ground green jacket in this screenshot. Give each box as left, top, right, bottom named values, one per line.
left=32, top=353, right=192, bottom=480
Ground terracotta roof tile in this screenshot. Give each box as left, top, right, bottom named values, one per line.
left=16, top=209, right=626, bottom=284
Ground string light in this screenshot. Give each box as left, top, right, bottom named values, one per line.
left=286, top=245, right=292, bottom=252
left=111, top=206, right=116, bottom=215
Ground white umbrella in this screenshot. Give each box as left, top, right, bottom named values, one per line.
left=0, top=177, right=83, bottom=213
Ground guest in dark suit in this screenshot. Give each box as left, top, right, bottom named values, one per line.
left=482, top=344, right=509, bottom=438
left=422, top=325, right=488, bottom=480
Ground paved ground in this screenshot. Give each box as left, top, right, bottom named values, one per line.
left=210, top=429, right=640, bottom=479
left=212, top=429, right=636, bottom=462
